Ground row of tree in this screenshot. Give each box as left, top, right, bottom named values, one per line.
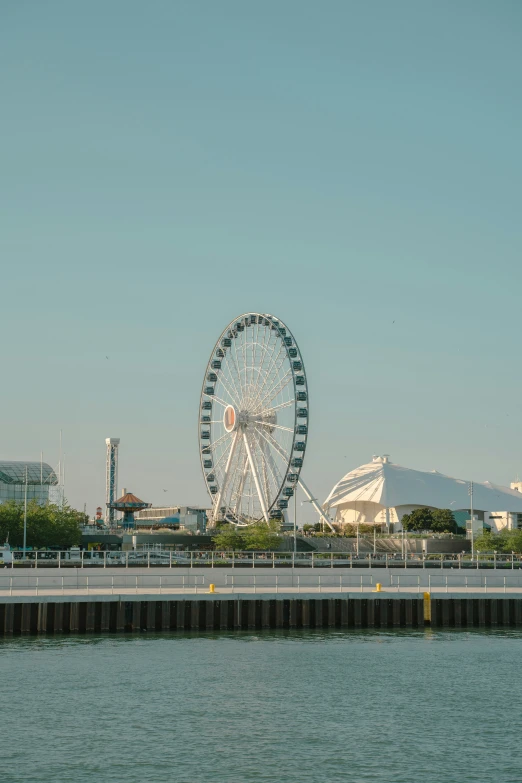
left=0, top=501, right=86, bottom=548
left=474, top=530, right=522, bottom=553
left=401, top=508, right=462, bottom=533
left=212, top=521, right=281, bottom=551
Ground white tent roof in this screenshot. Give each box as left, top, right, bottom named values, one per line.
left=324, top=457, right=522, bottom=513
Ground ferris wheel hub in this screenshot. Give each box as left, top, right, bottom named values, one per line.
left=223, top=405, right=237, bottom=432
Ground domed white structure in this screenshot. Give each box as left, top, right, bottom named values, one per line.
left=323, top=456, right=522, bottom=532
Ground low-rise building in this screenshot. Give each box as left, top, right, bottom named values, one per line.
left=134, top=506, right=208, bottom=533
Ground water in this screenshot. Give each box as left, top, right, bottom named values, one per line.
left=2, top=629, right=521, bottom=783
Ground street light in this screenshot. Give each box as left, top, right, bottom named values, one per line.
left=468, top=481, right=474, bottom=560
left=293, top=484, right=297, bottom=554
left=23, top=465, right=28, bottom=558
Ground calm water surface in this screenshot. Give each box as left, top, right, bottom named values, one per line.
left=1, top=629, right=521, bottom=783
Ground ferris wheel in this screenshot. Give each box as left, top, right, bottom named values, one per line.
left=199, top=312, right=327, bottom=527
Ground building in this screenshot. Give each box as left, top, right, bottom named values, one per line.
left=324, top=455, right=522, bottom=534
left=134, top=506, right=208, bottom=533
left=0, top=461, right=58, bottom=505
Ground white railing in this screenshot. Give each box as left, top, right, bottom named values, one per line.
left=0, top=573, right=376, bottom=595
left=387, top=573, right=522, bottom=593
left=3, top=571, right=522, bottom=595
left=4, top=550, right=522, bottom=570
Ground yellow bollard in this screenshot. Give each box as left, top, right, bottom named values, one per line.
left=373, top=582, right=383, bottom=593
left=423, top=591, right=431, bottom=623
left=208, top=583, right=216, bottom=594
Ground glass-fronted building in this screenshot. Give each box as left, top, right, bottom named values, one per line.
left=0, top=461, right=58, bottom=505
left=134, top=506, right=208, bottom=533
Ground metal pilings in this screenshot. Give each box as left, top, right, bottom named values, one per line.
left=2, top=596, right=522, bottom=635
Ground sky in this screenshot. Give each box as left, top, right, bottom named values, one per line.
left=1, top=1, right=521, bottom=520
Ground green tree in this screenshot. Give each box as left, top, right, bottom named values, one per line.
left=431, top=509, right=457, bottom=533
left=501, top=529, right=522, bottom=554
left=401, top=508, right=434, bottom=532
left=212, top=525, right=245, bottom=551
left=474, top=531, right=501, bottom=552
left=0, top=500, right=84, bottom=548
left=242, top=520, right=281, bottom=551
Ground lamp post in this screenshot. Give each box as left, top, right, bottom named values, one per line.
left=468, top=481, right=474, bottom=560
left=293, top=483, right=297, bottom=554
left=23, top=465, right=28, bottom=557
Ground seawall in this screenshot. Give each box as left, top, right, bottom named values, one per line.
left=2, top=593, right=522, bottom=634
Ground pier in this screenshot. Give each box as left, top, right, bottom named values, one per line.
left=2, top=569, right=522, bottom=633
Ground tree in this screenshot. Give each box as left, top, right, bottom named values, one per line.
left=500, top=530, right=522, bottom=554
left=242, top=520, right=281, bottom=551
left=431, top=509, right=457, bottom=533
left=212, top=525, right=245, bottom=551
left=0, top=500, right=85, bottom=548
left=473, top=531, right=500, bottom=552
left=401, top=508, right=433, bottom=532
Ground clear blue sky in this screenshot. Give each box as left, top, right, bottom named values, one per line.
left=1, top=1, right=521, bottom=518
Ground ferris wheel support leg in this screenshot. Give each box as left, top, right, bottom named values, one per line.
left=213, top=430, right=240, bottom=520
left=243, top=433, right=270, bottom=522
left=232, top=456, right=249, bottom=517
left=298, top=478, right=335, bottom=532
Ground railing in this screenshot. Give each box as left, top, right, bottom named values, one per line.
left=0, top=573, right=375, bottom=595
left=4, top=571, right=522, bottom=595
left=388, top=573, right=522, bottom=593
left=4, top=550, right=522, bottom=570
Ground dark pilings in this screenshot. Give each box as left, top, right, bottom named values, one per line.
left=1, top=596, right=522, bottom=635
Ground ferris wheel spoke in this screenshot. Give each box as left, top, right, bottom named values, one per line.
left=251, top=327, right=278, bottom=388
left=213, top=345, right=242, bottom=406
left=256, top=426, right=292, bottom=466
left=211, top=442, right=237, bottom=481
left=254, top=370, right=293, bottom=412
left=243, top=432, right=269, bottom=522
left=204, top=392, right=231, bottom=409
left=216, top=368, right=242, bottom=409
left=228, top=340, right=246, bottom=407
left=253, top=356, right=288, bottom=411
left=252, top=342, right=278, bottom=403
left=226, top=342, right=245, bottom=404
left=253, top=421, right=294, bottom=433
left=249, top=337, right=285, bottom=409
left=259, top=399, right=295, bottom=415
left=255, top=340, right=286, bottom=406
left=253, top=322, right=273, bottom=390
left=203, top=430, right=233, bottom=454
left=232, top=337, right=249, bottom=407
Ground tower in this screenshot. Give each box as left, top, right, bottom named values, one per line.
left=105, top=438, right=120, bottom=526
